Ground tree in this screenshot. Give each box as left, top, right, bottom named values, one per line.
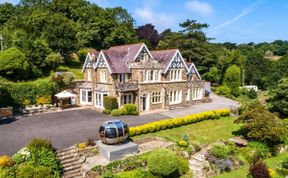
left=235, top=104, right=287, bottom=146
left=203, top=67, right=220, bottom=84
left=42, top=13, right=77, bottom=55
left=157, top=19, right=209, bottom=65
left=0, top=3, right=16, bottom=26
left=136, top=24, right=159, bottom=48
left=268, top=77, right=288, bottom=115
left=0, top=47, right=29, bottom=80
left=223, top=65, right=241, bottom=96
left=45, top=52, right=64, bottom=69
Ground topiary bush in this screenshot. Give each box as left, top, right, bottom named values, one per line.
left=177, top=140, right=189, bottom=147
left=111, top=109, right=122, bottom=116
left=147, top=148, right=179, bottom=176
left=102, top=109, right=111, bottom=115
left=128, top=109, right=230, bottom=137
left=104, top=96, right=118, bottom=113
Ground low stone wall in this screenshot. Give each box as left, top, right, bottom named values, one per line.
left=0, top=107, right=13, bottom=118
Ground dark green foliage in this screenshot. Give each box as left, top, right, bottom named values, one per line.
left=0, top=166, right=17, bottom=178
left=0, top=80, right=59, bottom=107
left=102, top=109, right=111, bottom=115
left=268, top=77, right=288, bottom=115
left=249, top=160, right=270, bottom=178
left=147, top=148, right=179, bottom=176
left=235, top=104, right=288, bottom=146
left=27, top=138, right=52, bottom=150
left=104, top=96, right=119, bottom=111
left=245, top=89, right=257, bottom=99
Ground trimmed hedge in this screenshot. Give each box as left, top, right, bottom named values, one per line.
left=104, top=96, right=118, bottom=112
left=0, top=80, right=59, bottom=107
left=128, top=109, right=230, bottom=137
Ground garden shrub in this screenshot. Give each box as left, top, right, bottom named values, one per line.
left=120, top=107, right=128, bottom=115
left=104, top=96, right=118, bottom=112
left=103, top=109, right=111, bottom=115
left=34, top=166, right=54, bottom=178
left=216, top=85, right=231, bottom=96
left=111, top=109, right=122, bottom=116
left=177, top=140, right=189, bottom=147
left=77, top=143, right=87, bottom=149
left=27, top=138, right=52, bottom=150
left=16, top=163, right=35, bottom=178
left=128, top=127, right=136, bottom=137
left=56, top=66, right=69, bottom=71
left=178, top=157, right=190, bottom=176
left=249, top=160, right=270, bottom=178
left=128, top=109, right=230, bottom=137
left=209, top=144, right=232, bottom=159
left=147, top=148, right=179, bottom=176
left=0, top=166, right=16, bottom=178
left=86, top=138, right=96, bottom=146
left=0, top=156, right=15, bottom=167
left=12, top=153, right=26, bottom=165
left=246, top=89, right=257, bottom=99
left=248, top=141, right=271, bottom=159
left=123, top=104, right=139, bottom=115
left=36, top=95, right=52, bottom=105
left=0, top=80, right=59, bottom=107
left=282, top=158, right=288, bottom=169
left=117, top=169, right=146, bottom=178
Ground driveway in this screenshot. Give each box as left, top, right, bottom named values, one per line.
left=0, top=93, right=239, bottom=156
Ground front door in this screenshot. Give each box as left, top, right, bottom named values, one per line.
left=141, top=96, right=146, bottom=111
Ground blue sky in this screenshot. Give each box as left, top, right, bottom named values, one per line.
left=2, top=0, right=288, bottom=43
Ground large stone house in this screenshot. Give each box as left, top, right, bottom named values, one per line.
left=79, top=43, right=206, bottom=112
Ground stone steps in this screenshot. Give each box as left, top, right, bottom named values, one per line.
left=56, top=147, right=84, bottom=178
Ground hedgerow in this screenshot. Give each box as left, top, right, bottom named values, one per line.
left=128, top=109, right=230, bottom=136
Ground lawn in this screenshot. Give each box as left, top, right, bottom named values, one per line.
left=133, top=117, right=241, bottom=145
left=214, top=151, right=288, bottom=178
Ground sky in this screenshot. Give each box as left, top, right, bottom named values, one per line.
left=2, top=0, right=288, bottom=44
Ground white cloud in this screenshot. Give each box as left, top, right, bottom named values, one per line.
left=211, top=0, right=264, bottom=30
left=185, top=0, right=213, bottom=16
left=135, top=6, right=175, bottom=31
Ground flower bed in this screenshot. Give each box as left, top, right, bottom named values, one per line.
left=129, top=109, right=230, bottom=137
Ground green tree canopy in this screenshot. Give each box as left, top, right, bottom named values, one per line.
left=223, top=65, right=241, bottom=96
left=0, top=47, right=29, bottom=80
left=268, top=77, right=288, bottom=115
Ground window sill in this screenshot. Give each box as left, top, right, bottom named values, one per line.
left=169, top=101, right=182, bottom=105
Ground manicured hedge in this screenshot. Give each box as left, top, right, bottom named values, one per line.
left=128, top=109, right=230, bottom=137
left=0, top=80, right=59, bottom=107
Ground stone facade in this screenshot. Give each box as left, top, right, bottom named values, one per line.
left=79, top=43, right=206, bottom=112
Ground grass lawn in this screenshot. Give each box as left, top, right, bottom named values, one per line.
left=214, top=151, right=288, bottom=178
left=133, top=117, right=241, bottom=145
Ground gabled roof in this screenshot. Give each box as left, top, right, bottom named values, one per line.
left=108, top=43, right=145, bottom=62
left=102, top=50, right=130, bottom=73
left=187, top=62, right=201, bottom=79
left=82, top=51, right=99, bottom=72
left=151, top=49, right=189, bottom=73
left=151, top=49, right=178, bottom=70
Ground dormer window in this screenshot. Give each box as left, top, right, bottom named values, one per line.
left=118, top=74, right=126, bottom=83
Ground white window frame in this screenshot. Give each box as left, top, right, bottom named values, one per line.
left=169, top=90, right=182, bottom=104
left=100, top=69, right=107, bottom=82
left=118, top=74, right=126, bottom=83
left=121, top=93, right=133, bottom=105
left=151, top=92, right=161, bottom=104
left=192, top=88, right=203, bottom=100
left=187, top=90, right=190, bottom=101
left=95, top=92, right=108, bottom=108
left=170, top=69, right=182, bottom=81
left=80, top=89, right=92, bottom=105
left=142, top=70, right=161, bottom=82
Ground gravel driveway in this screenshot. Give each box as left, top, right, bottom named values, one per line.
left=0, top=93, right=239, bottom=156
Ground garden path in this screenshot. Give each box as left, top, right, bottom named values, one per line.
left=189, top=146, right=211, bottom=178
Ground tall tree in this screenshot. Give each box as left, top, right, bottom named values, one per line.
left=223, top=65, right=241, bottom=96
left=136, top=24, right=159, bottom=48
left=268, top=77, right=288, bottom=115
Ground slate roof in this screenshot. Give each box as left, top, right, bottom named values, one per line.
left=150, top=49, right=178, bottom=70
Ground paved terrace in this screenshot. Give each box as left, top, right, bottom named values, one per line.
left=0, top=94, right=239, bottom=156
